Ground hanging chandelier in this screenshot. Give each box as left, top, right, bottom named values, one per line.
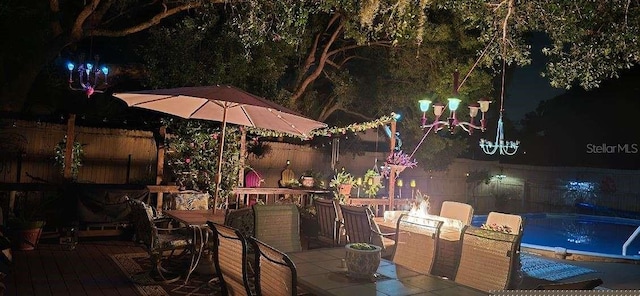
left=479, top=117, right=519, bottom=155
left=418, top=71, right=492, bottom=135
left=479, top=0, right=519, bottom=156
left=419, top=97, right=492, bottom=135
left=410, top=0, right=520, bottom=158
left=66, top=54, right=109, bottom=98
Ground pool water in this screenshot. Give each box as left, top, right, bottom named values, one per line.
left=472, top=213, right=640, bottom=258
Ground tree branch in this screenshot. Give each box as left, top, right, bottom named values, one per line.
left=70, top=0, right=101, bottom=40
left=49, top=0, right=63, bottom=36
left=326, top=40, right=392, bottom=57
left=289, top=13, right=345, bottom=105
left=89, top=2, right=206, bottom=37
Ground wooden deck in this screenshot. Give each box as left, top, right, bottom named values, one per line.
left=4, top=239, right=145, bottom=296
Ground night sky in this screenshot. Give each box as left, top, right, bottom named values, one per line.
left=504, top=35, right=565, bottom=126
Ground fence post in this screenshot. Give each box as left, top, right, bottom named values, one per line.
left=63, top=114, right=76, bottom=180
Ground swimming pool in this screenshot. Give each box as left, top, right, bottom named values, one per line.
left=472, top=213, right=640, bottom=261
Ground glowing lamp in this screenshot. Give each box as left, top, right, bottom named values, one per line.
left=478, top=99, right=491, bottom=112
left=447, top=98, right=461, bottom=111
left=66, top=56, right=109, bottom=97
left=419, top=99, right=432, bottom=112
left=468, top=103, right=480, bottom=118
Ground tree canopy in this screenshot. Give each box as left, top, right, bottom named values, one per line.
left=1, top=0, right=638, bottom=171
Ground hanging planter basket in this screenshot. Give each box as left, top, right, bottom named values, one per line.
left=371, top=175, right=382, bottom=186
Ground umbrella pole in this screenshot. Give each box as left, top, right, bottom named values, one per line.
left=213, top=109, right=228, bottom=214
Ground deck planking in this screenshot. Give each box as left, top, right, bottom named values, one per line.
left=4, top=239, right=143, bottom=296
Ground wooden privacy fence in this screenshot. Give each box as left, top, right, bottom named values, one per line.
left=0, top=119, right=157, bottom=184
left=3, top=119, right=640, bottom=216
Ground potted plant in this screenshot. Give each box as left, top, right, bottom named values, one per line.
left=5, top=191, right=57, bottom=251
left=381, top=150, right=417, bottom=178
left=344, top=242, right=382, bottom=278
left=329, top=169, right=355, bottom=203
left=300, top=170, right=317, bottom=188
left=54, top=135, right=84, bottom=180
left=298, top=204, right=319, bottom=237
left=362, top=169, right=383, bottom=198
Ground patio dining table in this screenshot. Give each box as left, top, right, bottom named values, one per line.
left=163, top=209, right=225, bottom=225
left=287, top=247, right=486, bottom=296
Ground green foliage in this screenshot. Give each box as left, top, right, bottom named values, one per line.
left=444, top=0, right=640, bottom=90
left=348, top=242, right=378, bottom=250
left=162, top=118, right=241, bottom=208
left=362, top=169, right=383, bottom=198
left=53, top=136, right=84, bottom=179
left=330, top=169, right=355, bottom=187
left=8, top=191, right=60, bottom=226
left=140, top=14, right=293, bottom=98
left=329, top=168, right=355, bottom=202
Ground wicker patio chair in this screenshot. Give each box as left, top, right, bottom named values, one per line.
left=309, top=198, right=341, bottom=248
left=225, top=207, right=255, bottom=240
left=253, top=204, right=302, bottom=253
left=439, top=201, right=474, bottom=225
left=207, top=222, right=255, bottom=296
left=339, top=204, right=395, bottom=258
left=128, top=199, right=195, bottom=284
left=486, top=211, right=523, bottom=235
left=453, top=225, right=521, bottom=292
left=392, top=214, right=443, bottom=274
left=535, top=278, right=603, bottom=290
left=249, top=237, right=299, bottom=296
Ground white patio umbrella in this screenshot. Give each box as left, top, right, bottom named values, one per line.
left=113, top=85, right=327, bottom=212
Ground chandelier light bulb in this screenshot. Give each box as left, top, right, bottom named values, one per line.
left=447, top=98, right=461, bottom=111
left=432, top=103, right=445, bottom=117
left=419, top=99, right=431, bottom=112
left=478, top=99, right=491, bottom=113
left=468, top=103, right=479, bottom=118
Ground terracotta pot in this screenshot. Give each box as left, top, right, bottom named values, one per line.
left=11, top=221, right=45, bottom=251
left=344, top=243, right=382, bottom=278
left=301, top=177, right=315, bottom=188
left=338, top=184, right=353, bottom=196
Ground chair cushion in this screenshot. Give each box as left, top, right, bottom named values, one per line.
left=173, top=191, right=209, bottom=210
